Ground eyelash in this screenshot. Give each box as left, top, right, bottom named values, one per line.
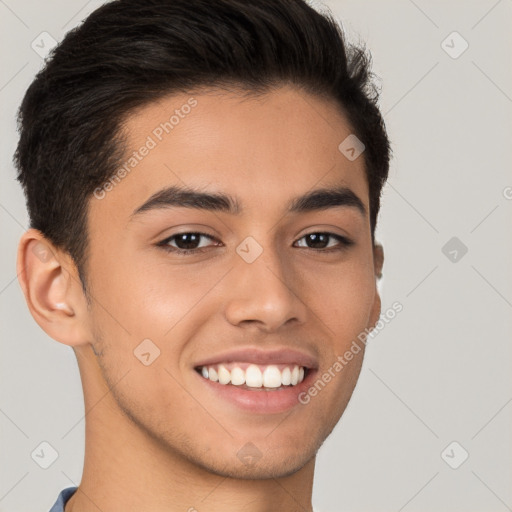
left=157, top=231, right=354, bottom=255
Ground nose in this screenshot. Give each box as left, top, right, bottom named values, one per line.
left=223, top=242, right=308, bottom=333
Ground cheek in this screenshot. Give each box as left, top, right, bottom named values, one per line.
left=304, top=259, right=376, bottom=345
left=126, top=263, right=227, bottom=342
left=91, top=250, right=217, bottom=339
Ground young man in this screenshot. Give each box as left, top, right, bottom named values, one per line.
left=15, top=0, right=390, bottom=510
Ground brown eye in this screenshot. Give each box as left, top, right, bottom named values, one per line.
left=294, top=232, right=354, bottom=251
left=158, top=232, right=219, bottom=254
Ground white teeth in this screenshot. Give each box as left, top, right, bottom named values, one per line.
left=230, top=366, right=246, bottom=386
left=262, top=365, right=282, bottom=388
left=281, top=367, right=291, bottom=385
left=209, top=367, right=219, bottom=382
left=245, top=364, right=263, bottom=387
left=291, top=366, right=299, bottom=385
left=218, top=364, right=231, bottom=385
left=201, top=363, right=307, bottom=388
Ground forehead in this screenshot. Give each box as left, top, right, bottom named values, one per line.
left=88, top=85, right=369, bottom=228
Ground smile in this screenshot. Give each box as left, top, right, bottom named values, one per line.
left=193, top=347, right=318, bottom=413
left=196, top=363, right=307, bottom=390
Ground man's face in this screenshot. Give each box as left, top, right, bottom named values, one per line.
left=83, top=85, right=381, bottom=478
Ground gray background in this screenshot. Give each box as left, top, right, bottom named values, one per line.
left=1, top=0, right=511, bottom=511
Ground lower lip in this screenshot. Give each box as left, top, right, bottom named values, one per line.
left=195, top=369, right=317, bottom=414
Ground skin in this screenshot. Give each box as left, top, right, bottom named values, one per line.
left=17, top=85, right=383, bottom=512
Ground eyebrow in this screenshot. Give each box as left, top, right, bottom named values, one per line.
left=129, top=184, right=367, bottom=220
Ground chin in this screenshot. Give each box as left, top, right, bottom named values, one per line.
left=199, top=452, right=314, bottom=480
left=178, top=433, right=322, bottom=480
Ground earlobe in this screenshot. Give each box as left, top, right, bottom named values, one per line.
left=16, top=229, right=90, bottom=347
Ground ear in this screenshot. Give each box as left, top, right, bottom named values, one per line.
left=368, top=242, right=384, bottom=328
left=16, top=229, right=93, bottom=347
left=373, top=242, right=384, bottom=280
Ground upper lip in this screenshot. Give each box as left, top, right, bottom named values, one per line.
left=194, top=347, right=318, bottom=370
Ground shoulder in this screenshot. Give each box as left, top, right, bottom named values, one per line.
left=48, top=486, right=78, bottom=512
